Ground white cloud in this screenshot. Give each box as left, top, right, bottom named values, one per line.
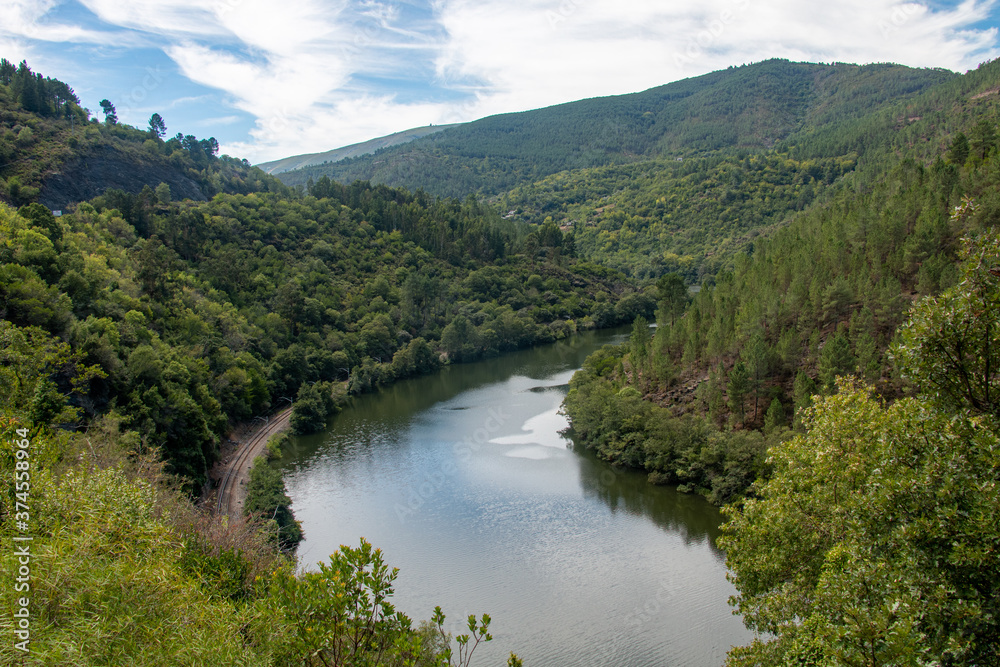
left=195, top=114, right=241, bottom=126
left=221, top=93, right=450, bottom=163
left=0, top=36, right=31, bottom=66
left=76, top=0, right=225, bottom=37
left=4, top=1, right=1000, bottom=162
left=0, top=0, right=141, bottom=46
left=175, top=0, right=1000, bottom=161
left=429, top=0, right=1000, bottom=127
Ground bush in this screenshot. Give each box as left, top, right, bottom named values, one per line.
left=290, top=381, right=336, bottom=435
left=265, top=432, right=287, bottom=461
left=243, top=456, right=303, bottom=551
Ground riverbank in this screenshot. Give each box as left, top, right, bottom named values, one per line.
left=278, top=325, right=753, bottom=665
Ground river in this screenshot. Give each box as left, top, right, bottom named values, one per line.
left=280, top=326, right=756, bottom=666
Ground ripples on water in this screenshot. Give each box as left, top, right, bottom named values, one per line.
left=281, top=329, right=754, bottom=666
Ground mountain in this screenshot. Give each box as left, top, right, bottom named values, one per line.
left=275, top=59, right=955, bottom=197
left=256, top=123, right=461, bottom=174
left=502, top=59, right=1000, bottom=282
left=291, top=60, right=968, bottom=282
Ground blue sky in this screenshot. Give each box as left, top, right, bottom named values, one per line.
left=2, top=0, right=999, bottom=164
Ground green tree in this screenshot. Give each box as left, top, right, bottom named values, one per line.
left=949, top=131, right=970, bottom=164
left=0, top=320, right=104, bottom=427
left=741, top=330, right=768, bottom=422
left=701, top=362, right=727, bottom=426
left=762, top=397, right=784, bottom=435
left=656, top=272, right=688, bottom=327
left=244, top=456, right=303, bottom=551
left=0, top=57, right=14, bottom=85
left=271, top=538, right=417, bottom=664
left=821, top=276, right=854, bottom=325
left=817, top=329, right=855, bottom=393
left=18, top=202, right=61, bottom=241
left=854, top=331, right=881, bottom=384
left=791, top=370, right=816, bottom=429
left=290, top=381, right=336, bottom=435
left=270, top=538, right=513, bottom=666
left=629, top=315, right=651, bottom=386
left=727, top=361, right=751, bottom=424
left=155, top=182, right=171, bottom=204
left=894, top=232, right=1000, bottom=418
left=99, top=98, right=118, bottom=124
left=441, top=315, right=479, bottom=362
left=969, top=117, right=996, bottom=160
left=722, top=381, right=1000, bottom=665
left=17, top=61, right=39, bottom=112
left=148, top=112, right=166, bottom=138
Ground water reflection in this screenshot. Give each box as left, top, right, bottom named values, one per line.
left=574, top=447, right=726, bottom=557
left=282, top=324, right=750, bottom=666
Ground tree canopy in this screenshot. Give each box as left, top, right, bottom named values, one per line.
left=721, top=232, right=1000, bottom=664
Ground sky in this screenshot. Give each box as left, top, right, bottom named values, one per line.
left=2, top=1, right=1000, bottom=164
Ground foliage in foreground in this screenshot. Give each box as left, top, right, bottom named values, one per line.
left=721, top=234, right=1000, bottom=665
left=271, top=539, right=518, bottom=666
left=723, top=382, right=999, bottom=664
left=0, top=428, right=514, bottom=665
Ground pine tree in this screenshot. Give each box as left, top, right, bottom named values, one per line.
left=742, top=330, right=769, bottom=422
left=99, top=99, right=118, bottom=125
left=949, top=132, right=970, bottom=164
left=793, top=370, right=816, bottom=428
left=657, top=272, right=688, bottom=327
left=18, top=63, right=38, bottom=112
left=148, top=113, right=167, bottom=139
left=763, top=397, right=785, bottom=435
left=818, top=329, right=856, bottom=393
left=0, top=58, right=14, bottom=85
left=728, top=361, right=751, bottom=424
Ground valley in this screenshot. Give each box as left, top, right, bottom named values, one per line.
left=2, top=54, right=1000, bottom=665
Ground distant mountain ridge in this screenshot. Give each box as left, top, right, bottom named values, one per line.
left=274, top=59, right=956, bottom=197
left=256, top=124, right=461, bottom=174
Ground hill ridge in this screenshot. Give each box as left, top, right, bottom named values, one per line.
left=256, top=123, right=462, bottom=174
left=276, top=59, right=956, bottom=197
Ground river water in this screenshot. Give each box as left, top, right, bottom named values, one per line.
left=280, top=327, right=755, bottom=665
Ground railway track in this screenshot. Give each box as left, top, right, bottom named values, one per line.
left=216, top=406, right=294, bottom=516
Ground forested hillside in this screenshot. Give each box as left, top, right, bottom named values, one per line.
left=1, top=59, right=648, bottom=494
left=563, top=61, right=1000, bottom=665
left=278, top=60, right=953, bottom=198
left=0, top=58, right=286, bottom=211
left=0, top=59, right=643, bottom=665
left=276, top=59, right=968, bottom=284
left=3, top=52, right=1000, bottom=666
left=565, top=58, right=1000, bottom=498
left=499, top=59, right=1000, bottom=281
left=1, top=184, right=645, bottom=491
left=498, top=152, right=856, bottom=280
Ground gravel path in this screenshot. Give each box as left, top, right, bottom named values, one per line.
left=215, top=406, right=294, bottom=516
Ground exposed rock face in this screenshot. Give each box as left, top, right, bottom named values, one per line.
left=38, top=144, right=207, bottom=210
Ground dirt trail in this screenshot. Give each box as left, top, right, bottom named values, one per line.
left=213, top=407, right=293, bottom=517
